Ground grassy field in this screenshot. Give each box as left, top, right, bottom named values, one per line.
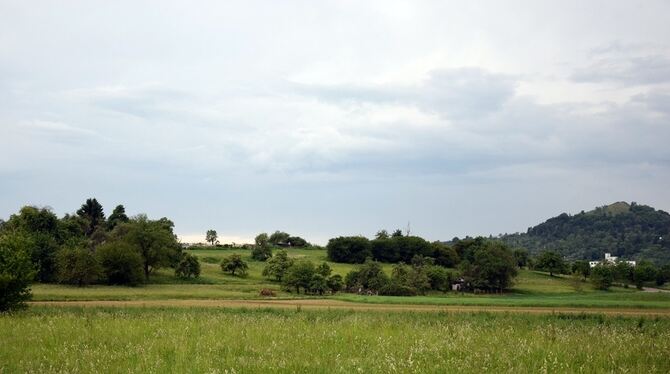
left=1, top=307, right=669, bottom=373
left=27, top=248, right=670, bottom=310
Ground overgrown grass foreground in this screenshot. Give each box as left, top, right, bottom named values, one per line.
left=1, top=307, right=669, bottom=373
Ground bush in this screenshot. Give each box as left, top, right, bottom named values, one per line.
left=262, top=250, right=294, bottom=281
left=426, top=265, right=452, bottom=292
left=220, top=254, right=248, bottom=276
left=0, top=233, right=35, bottom=311
left=327, top=236, right=371, bottom=263
left=96, top=242, right=144, bottom=286
left=327, top=274, right=343, bottom=293
left=55, top=246, right=101, bottom=286
left=175, top=253, right=200, bottom=279
left=344, top=259, right=389, bottom=292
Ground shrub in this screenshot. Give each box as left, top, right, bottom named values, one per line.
left=96, top=242, right=144, bottom=286
left=55, top=246, right=101, bottom=286
left=0, top=233, right=35, bottom=311
left=175, top=253, right=200, bottom=279
left=327, top=274, right=343, bottom=293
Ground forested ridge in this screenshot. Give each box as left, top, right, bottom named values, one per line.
left=497, top=202, right=670, bottom=264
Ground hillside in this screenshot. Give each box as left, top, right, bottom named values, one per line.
left=498, top=202, right=670, bottom=264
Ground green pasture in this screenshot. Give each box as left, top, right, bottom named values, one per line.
left=1, top=307, right=669, bottom=373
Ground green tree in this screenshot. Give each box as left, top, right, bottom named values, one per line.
left=252, top=233, right=273, bottom=261
left=220, top=254, right=248, bottom=276
left=206, top=230, right=218, bottom=246
left=426, top=265, right=452, bottom=292
left=461, top=241, right=518, bottom=292
left=107, top=205, right=129, bottom=231
left=55, top=246, right=101, bottom=286
left=175, top=253, right=201, bottom=279
left=432, top=242, right=459, bottom=268
left=0, top=232, right=35, bottom=311
left=327, top=274, right=343, bottom=293
left=96, top=242, right=144, bottom=286
left=3, top=206, right=61, bottom=282
left=262, top=249, right=294, bottom=281
left=513, top=249, right=530, bottom=268
left=634, top=261, right=658, bottom=289
left=309, top=273, right=328, bottom=295
left=327, top=236, right=372, bottom=263
left=375, top=230, right=389, bottom=240
left=612, top=261, right=634, bottom=286
left=76, top=198, right=106, bottom=236
left=269, top=231, right=290, bottom=246
left=535, top=251, right=566, bottom=276
left=391, top=229, right=404, bottom=238
left=316, top=262, right=332, bottom=277
left=111, top=215, right=180, bottom=279
left=287, top=236, right=308, bottom=247
left=344, top=259, right=389, bottom=292
left=590, top=264, right=613, bottom=290
left=571, top=260, right=591, bottom=279
left=283, top=260, right=315, bottom=293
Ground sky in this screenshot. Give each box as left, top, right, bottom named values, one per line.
left=1, top=1, right=670, bottom=244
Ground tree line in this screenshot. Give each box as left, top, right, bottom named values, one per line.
left=0, top=199, right=199, bottom=311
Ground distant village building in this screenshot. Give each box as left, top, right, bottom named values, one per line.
left=589, top=253, right=636, bottom=268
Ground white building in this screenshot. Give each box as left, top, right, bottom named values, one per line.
left=589, top=253, right=636, bottom=268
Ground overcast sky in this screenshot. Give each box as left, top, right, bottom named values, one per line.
left=1, top=1, right=670, bottom=244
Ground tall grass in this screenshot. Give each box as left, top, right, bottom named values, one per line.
left=1, top=307, right=669, bottom=373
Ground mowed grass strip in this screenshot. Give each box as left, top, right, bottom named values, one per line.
left=1, top=307, right=669, bottom=373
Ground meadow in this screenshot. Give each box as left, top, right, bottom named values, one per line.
left=28, top=248, right=670, bottom=311
left=1, top=307, right=669, bottom=373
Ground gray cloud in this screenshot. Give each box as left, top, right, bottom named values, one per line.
left=571, top=54, right=670, bottom=86
left=293, top=68, right=515, bottom=120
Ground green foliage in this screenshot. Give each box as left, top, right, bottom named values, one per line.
left=327, top=274, right=343, bottom=293
left=76, top=198, right=106, bottom=236
left=96, top=242, right=144, bottom=286
left=426, top=265, right=452, bottom=292
left=432, top=242, right=459, bottom=267
left=252, top=233, right=272, bottom=261
left=262, top=249, right=294, bottom=281
left=590, top=265, right=613, bottom=290
left=634, top=261, right=658, bottom=289
left=110, top=215, right=180, bottom=279
left=571, top=260, right=591, bottom=279
left=220, top=254, right=248, bottom=277
left=0, top=232, right=35, bottom=311
left=287, top=236, right=308, bottom=247
left=498, top=202, right=670, bottom=264
left=205, top=229, right=218, bottom=245
left=268, top=231, right=290, bottom=246
left=327, top=236, right=372, bottom=263
left=175, top=253, right=200, bottom=279
left=460, top=241, right=518, bottom=291
left=107, top=205, right=129, bottom=231
left=344, top=259, right=389, bottom=292
left=534, top=251, right=567, bottom=276
left=513, top=248, right=529, bottom=268
left=283, top=259, right=315, bottom=293
left=3, top=206, right=62, bottom=282
left=55, top=246, right=101, bottom=286
left=316, top=262, right=332, bottom=277
left=612, top=261, right=634, bottom=286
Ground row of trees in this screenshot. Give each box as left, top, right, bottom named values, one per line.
left=0, top=199, right=199, bottom=311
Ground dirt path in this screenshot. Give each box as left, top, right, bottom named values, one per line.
left=642, top=287, right=670, bottom=293
left=29, top=299, right=670, bottom=317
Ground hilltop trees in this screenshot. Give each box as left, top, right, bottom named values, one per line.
left=107, top=205, right=129, bottom=230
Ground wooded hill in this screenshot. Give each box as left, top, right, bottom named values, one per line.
left=497, top=202, right=670, bottom=265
